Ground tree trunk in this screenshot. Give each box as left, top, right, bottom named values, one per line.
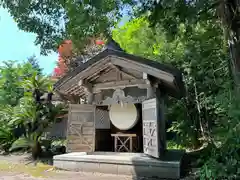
left=218, top=0, right=240, bottom=90
left=32, top=141, right=42, bottom=160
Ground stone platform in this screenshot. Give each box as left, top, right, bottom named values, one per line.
left=53, top=150, right=185, bottom=179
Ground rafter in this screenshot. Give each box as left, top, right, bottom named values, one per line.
left=93, top=79, right=149, bottom=92
left=109, top=64, right=137, bottom=80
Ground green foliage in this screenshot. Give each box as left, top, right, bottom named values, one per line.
left=21, top=72, right=52, bottom=93
left=167, top=140, right=184, bottom=150
left=0, top=127, right=16, bottom=152
left=0, top=61, right=66, bottom=159
left=0, top=61, right=36, bottom=107
left=27, top=56, right=42, bottom=75
left=113, top=17, right=230, bottom=148
left=10, top=134, right=39, bottom=152
left=1, top=0, right=240, bottom=177
left=113, top=16, right=239, bottom=179
left=2, top=0, right=227, bottom=55
left=0, top=0, right=137, bottom=54
left=7, top=74, right=66, bottom=157
left=199, top=93, right=240, bottom=179
left=135, top=0, right=218, bottom=37
left=136, top=0, right=240, bottom=90
left=8, top=95, right=66, bottom=158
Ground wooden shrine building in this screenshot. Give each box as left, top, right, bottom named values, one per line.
left=53, top=41, right=185, bottom=179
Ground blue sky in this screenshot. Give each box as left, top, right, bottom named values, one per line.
left=0, top=8, right=57, bottom=75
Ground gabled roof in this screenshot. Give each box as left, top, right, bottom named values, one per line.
left=54, top=41, right=185, bottom=99
left=105, top=38, right=124, bottom=51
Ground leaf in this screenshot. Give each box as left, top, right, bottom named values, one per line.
left=9, top=137, right=33, bottom=151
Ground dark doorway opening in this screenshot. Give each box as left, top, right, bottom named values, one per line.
left=95, top=103, right=143, bottom=152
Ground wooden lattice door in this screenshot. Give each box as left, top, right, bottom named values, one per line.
left=66, top=104, right=95, bottom=152
left=142, top=98, right=161, bottom=158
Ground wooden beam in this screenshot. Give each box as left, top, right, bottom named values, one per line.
left=143, top=72, right=148, bottom=80
left=71, top=94, right=82, bottom=104
left=66, top=85, right=81, bottom=94
left=54, top=89, right=72, bottom=102
left=143, top=73, right=158, bottom=99
left=93, top=92, right=103, bottom=105
left=109, top=64, right=137, bottom=79
left=78, top=80, right=92, bottom=92
left=93, top=79, right=149, bottom=92
left=111, top=56, right=174, bottom=83
left=116, top=68, right=122, bottom=81
left=78, top=80, right=93, bottom=104
left=89, top=67, right=113, bottom=82
left=60, top=57, right=110, bottom=91
left=86, top=65, right=113, bottom=81
left=147, top=85, right=155, bottom=99
left=71, top=86, right=84, bottom=96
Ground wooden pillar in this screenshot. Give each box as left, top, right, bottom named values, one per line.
left=87, top=92, right=94, bottom=104
left=147, top=85, right=155, bottom=99
left=145, top=73, right=157, bottom=99
left=83, top=84, right=94, bottom=104
left=94, top=92, right=103, bottom=105
left=156, top=87, right=166, bottom=156
left=79, top=79, right=94, bottom=104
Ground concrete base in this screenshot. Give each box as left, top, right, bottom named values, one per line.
left=53, top=150, right=184, bottom=179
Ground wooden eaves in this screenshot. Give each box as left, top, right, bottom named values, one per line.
left=54, top=45, right=185, bottom=99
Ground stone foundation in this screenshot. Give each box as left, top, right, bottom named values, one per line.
left=53, top=151, right=184, bottom=179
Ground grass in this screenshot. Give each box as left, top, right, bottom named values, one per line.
left=0, top=160, right=56, bottom=177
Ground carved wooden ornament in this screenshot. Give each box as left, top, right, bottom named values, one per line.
left=102, top=89, right=147, bottom=105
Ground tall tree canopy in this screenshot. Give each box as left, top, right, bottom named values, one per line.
left=137, top=0, right=240, bottom=88
left=2, top=0, right=239, bottom=87
left=0, top=61, right=38, bottom=107
left=0, top=0, right=136, bottom=54
left=27, top=55, right=42, bottom=75
left=113, top=16, right=239, bottom=179
left=1, top=1, right=238, bottom=52
left=113, top=16, right=231, bottom=147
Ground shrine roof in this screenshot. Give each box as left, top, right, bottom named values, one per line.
left=54, top=41, right=185, bottom=99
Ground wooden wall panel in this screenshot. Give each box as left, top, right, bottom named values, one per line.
left=142, top=89, right=166, bottom=158
left=142, top=98, right=160, bottom=158
left=95, top=106, right=110, bottom=129
left=44, top=115, right=68, bottom=139
left=66, top=104, right=95, bottom=152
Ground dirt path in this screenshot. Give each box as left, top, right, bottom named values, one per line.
left=0, top=171, right=137, bottom=180
left=0, top=154, right=150, bottom=180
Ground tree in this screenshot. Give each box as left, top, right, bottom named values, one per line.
left=0, top=0, right=136, bottom=55
left=52, top=37, right=106, bottom=79
left=0, top=61, right=37, bottom=107
left=2, top=0, right=239, bottom=88
left=0, top=72, right=66, bottom=159
left=135, top=0, right=240, bottom=89
left=27, top=55, right=42, bottom=75
left=113, top=16, right=231, bottom=148
left=0, top=60, right=66, bottom=158
left=113, top=16, right=240, bottom=179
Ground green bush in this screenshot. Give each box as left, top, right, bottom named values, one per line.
left=0, top=61, right=67, bottom=159
left=199, top=94, right=240, bottom=179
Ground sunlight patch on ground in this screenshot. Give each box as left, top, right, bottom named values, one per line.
left=0, top=161, right=56, bottom=177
